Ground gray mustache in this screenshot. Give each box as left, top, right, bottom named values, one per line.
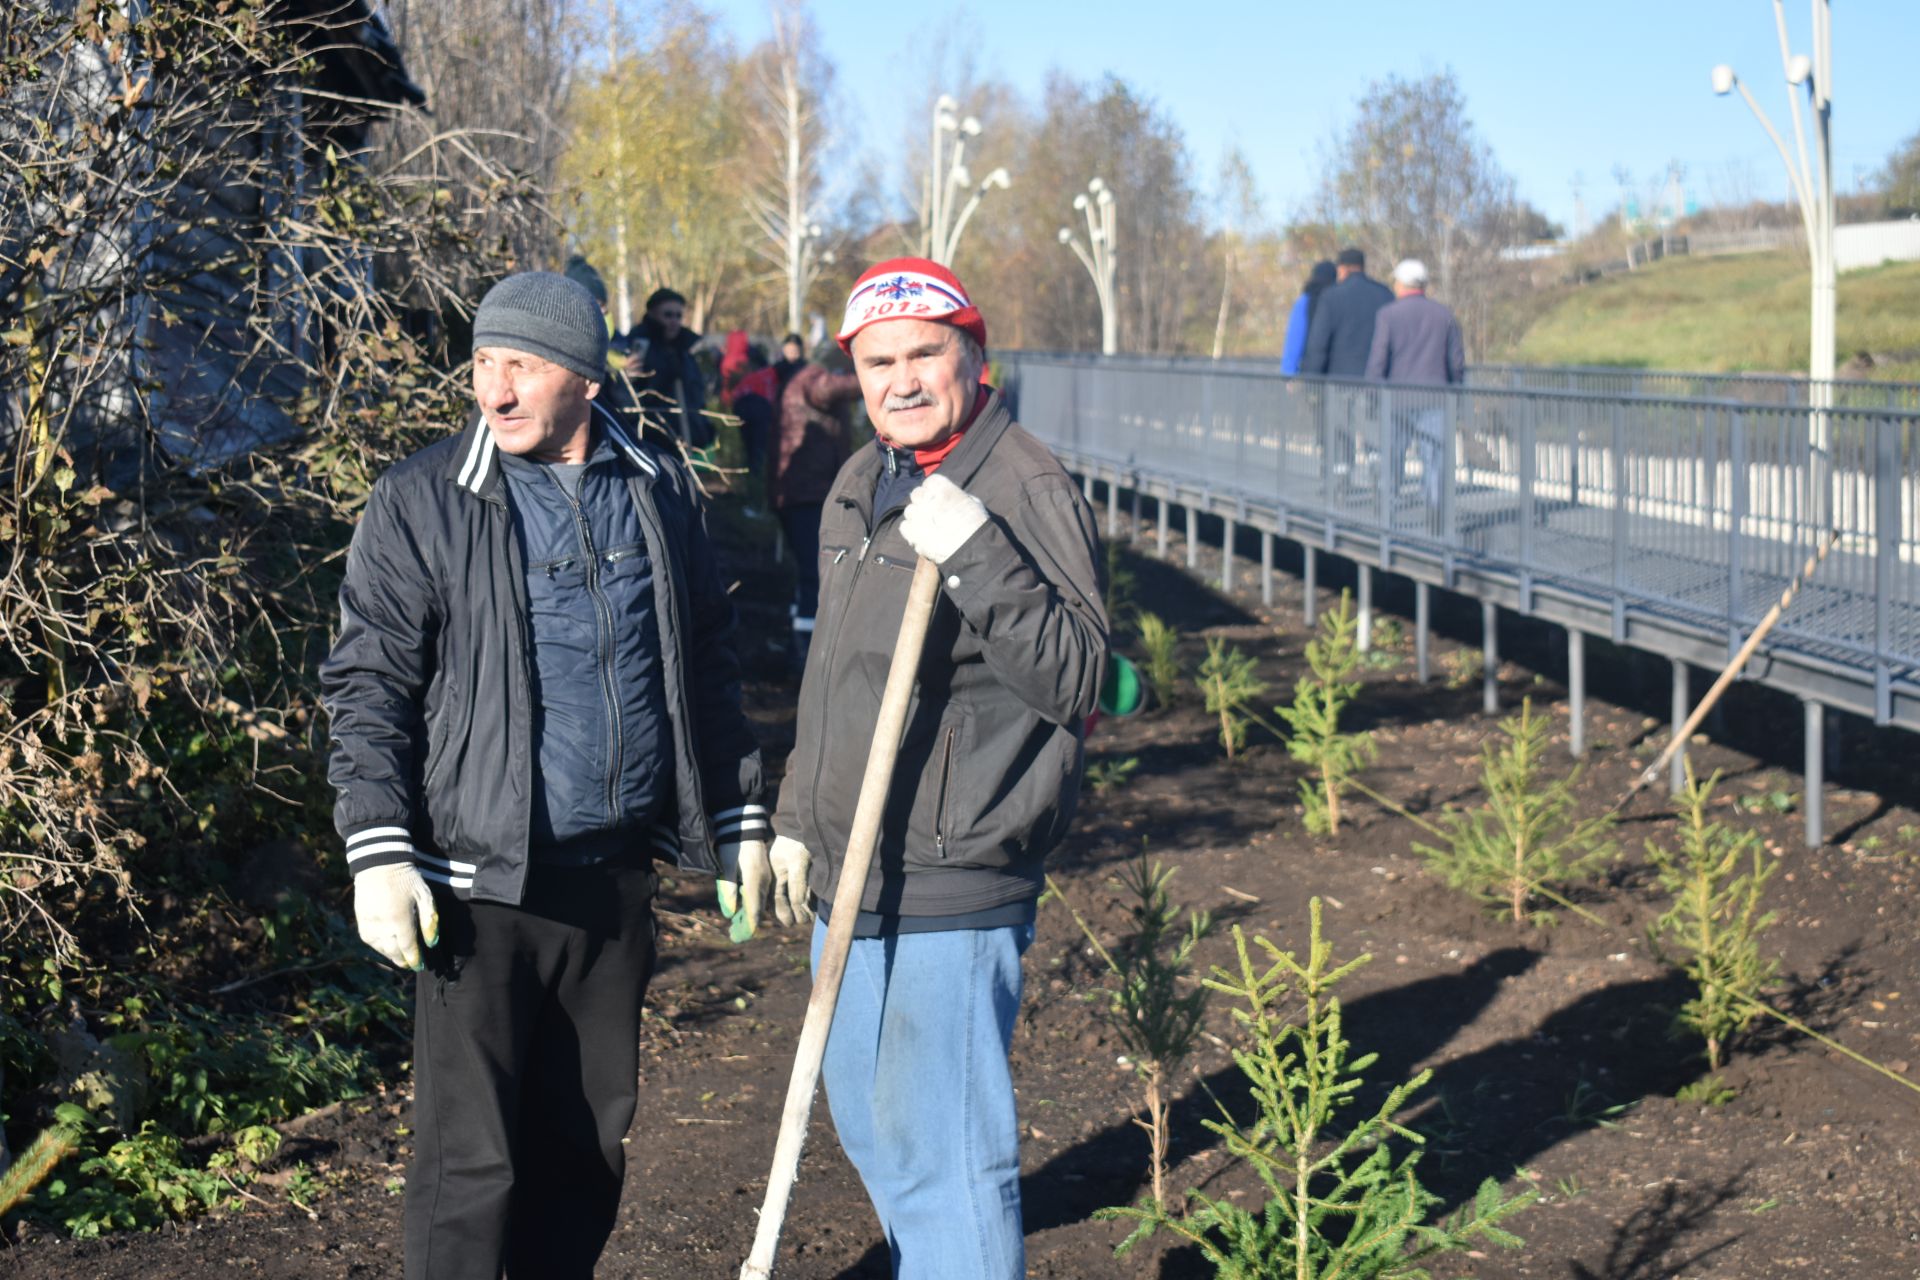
left=884, top=392, right=935, bottom=412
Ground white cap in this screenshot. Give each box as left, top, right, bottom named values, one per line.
left=1392, top=259, right=1429, bottom=289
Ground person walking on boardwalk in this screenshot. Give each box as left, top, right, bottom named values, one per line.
left=319, top=269, right=789, bottom=1279
left=770, top=256, right=1109, bottom=1278
left=1366, top=257, right=1466, bottom=506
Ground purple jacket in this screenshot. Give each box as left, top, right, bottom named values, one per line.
left=1365, top=292, right=1466, bottom=386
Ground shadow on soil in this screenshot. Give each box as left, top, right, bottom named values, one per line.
left=1017, top=956, right=1707, bottom=1274
left=1567, top=1166, right=1751, bottom=1280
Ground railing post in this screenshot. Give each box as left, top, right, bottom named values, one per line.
left=1222, top=514, right=1236, bottom=593
left=1303, top=545, right=1318, bottom=628
left=1415, top=580, right=1431, bottom=683
left=1379, top=386, right=1396, bottom=533
left=1669, top=660, right=1689, bottom=795
left=1260, top=531, right=1274, bottom=607
left=1442, top=390, right=1457, bottom=544
left=1156, top=495, right=1170, bottom=559
left=1186, top=503, right=1199, bottom=571
left=1728, top=408, right=1747, bottom=662
left=1519, top=392, right=1537, bottom=608
left=1610, top=401, right=1627, bottom=599
left=1804, top=697, right=1825, bottom=847
left=1357, top=562, right=1373, bottom=652
left=1482, top=600, right=1500, bottom=714
left=1875, top=416, right=1898, bottom=723
left=1568, top=628, right=1587, bottom=759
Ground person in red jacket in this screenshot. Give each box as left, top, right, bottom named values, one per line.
left=771, top=352, right=859, bottom=667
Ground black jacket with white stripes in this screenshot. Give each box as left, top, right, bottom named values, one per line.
left=319, top=404, right=769, bottom=901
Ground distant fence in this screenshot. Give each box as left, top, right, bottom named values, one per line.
left=1467, top=364, right=1920, bottom=412
left=998, top=351, right=1920, bottom=736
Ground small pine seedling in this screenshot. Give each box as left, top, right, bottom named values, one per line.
left=1275, top=590, right=1377, bottom=834
left=1646, top=763, right=1781, bottom=1070
left=1197, top=636, right=1265, bottom=760
left=1414, top=698, right=1615, bottom=925
left=1050, top=852, right=1212, bottom=1210
left=1135, top=610, right=1184, bottom=709
left=1098, top=899, right=1534, bottom=1278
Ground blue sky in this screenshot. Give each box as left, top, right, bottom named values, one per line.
left=688, top=0, right=1917, bottom=236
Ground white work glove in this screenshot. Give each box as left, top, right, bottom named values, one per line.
left=768, top=835, right=814, bottom=927
left=354, top=863, right=439, bottom=971
left=717, top=839, right=771, bottom=943
left=899, top=474, right=988, bottom=565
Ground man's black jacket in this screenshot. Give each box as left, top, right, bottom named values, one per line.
left=1301, top=272, right=1394, bottom=378
left=319, top=403, right=767, bottom=903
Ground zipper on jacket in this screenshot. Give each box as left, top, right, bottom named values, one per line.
left=552, top=472, right=623, bottom=825
left=933, top=725, right=957, bottom=857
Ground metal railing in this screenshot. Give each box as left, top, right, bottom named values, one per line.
left=997, top=353, right=1920, bottom=727
left=1466, top=363, right=1920, bottom=412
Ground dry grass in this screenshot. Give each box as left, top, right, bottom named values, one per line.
left=1497, top=252, right=1920, bottom=381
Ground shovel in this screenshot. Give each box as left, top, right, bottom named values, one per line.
left=740, top=556, right=944, bottom=1280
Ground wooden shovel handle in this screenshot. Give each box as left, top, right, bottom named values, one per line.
left=741, top=556, right=944, bottom=1280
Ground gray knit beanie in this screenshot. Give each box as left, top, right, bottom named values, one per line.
left=471, top=271, right=608, bottom=383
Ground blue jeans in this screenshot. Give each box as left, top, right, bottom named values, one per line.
left=812, top=918, right=1033, bottom=1279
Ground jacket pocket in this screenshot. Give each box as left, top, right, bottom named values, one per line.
left=931, top=725, right=958, bottom=859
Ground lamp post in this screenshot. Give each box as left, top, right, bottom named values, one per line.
left=1058, top=178, right=1117, bottom=355
left=1712, top=0, right=1834, bottom=522
left=922, top=95, right=1009, bottom=266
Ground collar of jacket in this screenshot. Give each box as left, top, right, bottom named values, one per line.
left=841, top=386, right=1013, bottom=525
left=444, top=401, right=659, bottom=503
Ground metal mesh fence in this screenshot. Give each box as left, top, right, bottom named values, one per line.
left=999, top=353, right=1920, bottom=690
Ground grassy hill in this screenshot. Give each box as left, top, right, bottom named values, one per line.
left=1496, top=251, right=1920, bottom=382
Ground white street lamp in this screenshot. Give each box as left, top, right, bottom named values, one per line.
left=922, top=98, right=1009, bottom=266
left=1711, top=0, right=1835, bottom=522
left=1059, top=177, right=1118, bottom=354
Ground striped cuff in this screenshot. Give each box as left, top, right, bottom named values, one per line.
left=414, top=849, right=475, bottom=892
left=343, top=823, right=417, bottom=874
left=712, top=804, right=772, bottom=845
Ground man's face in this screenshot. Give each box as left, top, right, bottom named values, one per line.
left=649, top=299, right=685, bottom=340
left=782, top=339, right=804, bottom=363
left=851, top=320, right=979, bottom=450
left=472, top=347, right=598, bottom=461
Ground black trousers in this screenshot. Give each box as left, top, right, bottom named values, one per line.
left=404, top=863, right=657, bottom=1280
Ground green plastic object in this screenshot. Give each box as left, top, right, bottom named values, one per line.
left=1098, top=652, right=1144, bottom=717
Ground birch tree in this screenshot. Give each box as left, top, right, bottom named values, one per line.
left=741, top=2, right=833, bottom=334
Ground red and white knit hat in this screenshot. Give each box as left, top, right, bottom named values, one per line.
left=835, top=257, right=988, bottom=354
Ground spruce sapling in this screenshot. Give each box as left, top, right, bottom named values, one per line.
left=1051, top=851, right=1212, bottom=1209
left=1413, top=698, right=1615, bottom=925
left=1099, top=899, right=1533, bottom=1278
left=1197, top=636, right=1265, bottom=759
left=1275, top=590, right=1376, bottom=834
left=1135, top=610, right=1184, bottom=709
left=1646, top=763, right=1781, bottom=1070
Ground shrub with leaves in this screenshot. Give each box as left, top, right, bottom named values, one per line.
left=1198, top=637, right=1266, bottom=759
left=1414, top=699, right=1615, bottom=925
left=1051, top=852, right=1212, bottom=1209
left=1136, top=610, right=1185, bottom=709
left=1105, top=538, right=1139, bottom=634
left=1101, top=899, right=1533, bottom=1277
left=1646, top=765, right=1782, bottom=1069
left=1275, top=591, right=1377, bottom=834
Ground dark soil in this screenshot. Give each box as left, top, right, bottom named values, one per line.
left=9, top=502, right=1920, bottom=1279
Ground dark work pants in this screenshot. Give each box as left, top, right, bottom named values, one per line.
left=405, top=863, right=657, bottom=1280
left=780, top=501, right=824, bottom=632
